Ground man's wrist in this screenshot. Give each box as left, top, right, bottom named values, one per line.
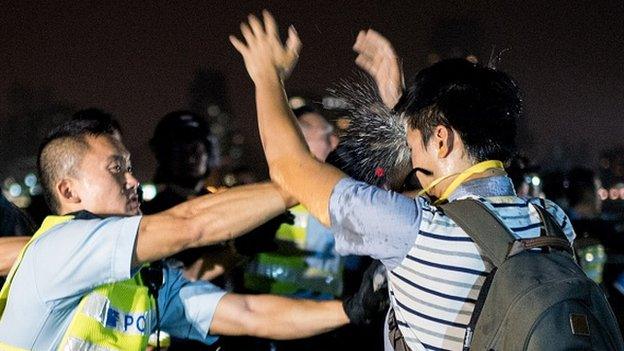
left=253, top=70, right=282, bottom=89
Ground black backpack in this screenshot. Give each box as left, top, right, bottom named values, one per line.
left=435, top=199, right=624, bottom=351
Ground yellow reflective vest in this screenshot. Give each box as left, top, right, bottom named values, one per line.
left=0, top=215, right=154, bottom=350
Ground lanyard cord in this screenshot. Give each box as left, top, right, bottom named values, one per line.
left=418, top=160, right=505, bottom=204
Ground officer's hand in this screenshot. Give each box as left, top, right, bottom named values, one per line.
left=342, top=260, right=389, bottom=326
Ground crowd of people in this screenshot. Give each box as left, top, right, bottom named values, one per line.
left=0, top=10, right=623, bottom=351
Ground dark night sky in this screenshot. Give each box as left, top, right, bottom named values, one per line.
left=1, top=1, right=622, bottom=181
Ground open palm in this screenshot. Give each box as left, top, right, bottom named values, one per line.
left=230, top=11, right=302, bottom=84
left=353, top=29, right=404, bottom=108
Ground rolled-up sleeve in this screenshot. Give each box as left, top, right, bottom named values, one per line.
left=329, top=178, right=422, bottom=269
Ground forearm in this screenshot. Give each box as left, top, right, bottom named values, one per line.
left=254, top=77, right=345, bottom=226
left=244, top=295, right=349, bottom=339
left=0, top=236, right=29, bottom=275
left=135, top=183, right=288, bottom=265
left=187, top=182, right=288, bottom=246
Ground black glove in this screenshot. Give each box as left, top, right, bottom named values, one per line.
left=342, top=260, right=389, bottom=326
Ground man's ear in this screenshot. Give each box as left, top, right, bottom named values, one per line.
left=57, top=178, right=81, bottom=205
left=434, top=125, right=454, bottom=159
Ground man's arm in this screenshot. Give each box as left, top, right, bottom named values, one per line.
left=230, top=11, right=345, bottom=226
left=210, top=293, right=349, bottom=339
left=0, top=236, right=29, bottom=275
left=134, top=182, right=292, bottom=265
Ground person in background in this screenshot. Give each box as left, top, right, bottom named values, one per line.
left=143, top=111, right=214, bottom=214
left=141, top=110, right=238, bottom=286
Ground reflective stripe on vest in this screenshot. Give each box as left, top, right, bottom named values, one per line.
left=63, top=337, right=114, bottom=351
left=245, top=206, right=343, bottom=296
left=0, top=215, right=153, bottom=351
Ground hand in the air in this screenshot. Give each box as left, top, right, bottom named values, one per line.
left=230, top=10, right=302, bottom=84
left=353, top=29, right=404, bottom=109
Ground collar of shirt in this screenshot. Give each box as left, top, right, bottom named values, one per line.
left=447, top=175, right=516, bottom=202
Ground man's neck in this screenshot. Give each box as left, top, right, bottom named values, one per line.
left=428, top=161, right=505, bottom=199
left=426, top=158, right=474, bottom=198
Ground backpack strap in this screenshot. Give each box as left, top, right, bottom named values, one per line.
left=440, top=199, right=575, bottom=265
left=521, top=203, right=575, bottom=257
left=439, top=199, right=516, bottom=267
left=533, top=201, right=568, bottom=240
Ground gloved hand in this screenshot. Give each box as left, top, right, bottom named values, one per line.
left=342, top=260, right=389, bottom=326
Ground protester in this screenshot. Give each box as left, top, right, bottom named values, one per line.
left=229, top=11, right=588, bottom=350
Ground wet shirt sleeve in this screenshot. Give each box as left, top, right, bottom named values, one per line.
left=329, top=178, right=423, bottom=270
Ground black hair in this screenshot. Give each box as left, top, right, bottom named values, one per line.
left=150, top=111, right=212, bottom=156
left=150, top=110, right=214, bottom=185
left=72, top=108, right=122, bottom=135
left=395, top=58, right=522, bottom=163
left=37, top=118, right=117, bottom=212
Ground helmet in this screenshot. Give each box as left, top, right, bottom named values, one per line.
left=150, top=111, right=212, bottom=155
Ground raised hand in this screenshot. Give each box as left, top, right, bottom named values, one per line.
left=353, top=29, right=404, bottom=109
left=230, top=10, right=302, bottom=84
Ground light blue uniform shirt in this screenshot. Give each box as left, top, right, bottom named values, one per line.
left=0, top=216, right=225, bottom=349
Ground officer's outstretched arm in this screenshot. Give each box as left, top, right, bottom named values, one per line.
left=134, top=182, right=293, bottom=266
left=0, top=236, right=29, bottom=275
left=210, top=293, right=350, bottom=339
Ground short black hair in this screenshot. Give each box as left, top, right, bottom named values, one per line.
left=72, top=108, right=122, bottom=135
left=395, top=58, right=522, bottom=162
left=38, top=119, right=117, bottom=213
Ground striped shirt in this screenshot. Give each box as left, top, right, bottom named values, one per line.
left=329, top=175, right=575, bottom=351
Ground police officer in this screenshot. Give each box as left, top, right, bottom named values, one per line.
left=0, top=118, right=382, bottom=350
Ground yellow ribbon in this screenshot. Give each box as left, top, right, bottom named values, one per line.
left=418, top=160, right=505, bottom=204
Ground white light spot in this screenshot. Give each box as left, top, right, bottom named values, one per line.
left=8, top=184, right=22, bottom=197
left=24, top=173, right=37, bottom=187
left=141, top=184, right=157, bottom=201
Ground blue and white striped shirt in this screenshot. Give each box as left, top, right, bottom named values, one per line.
left=329, top=175, right=575, bottom=351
